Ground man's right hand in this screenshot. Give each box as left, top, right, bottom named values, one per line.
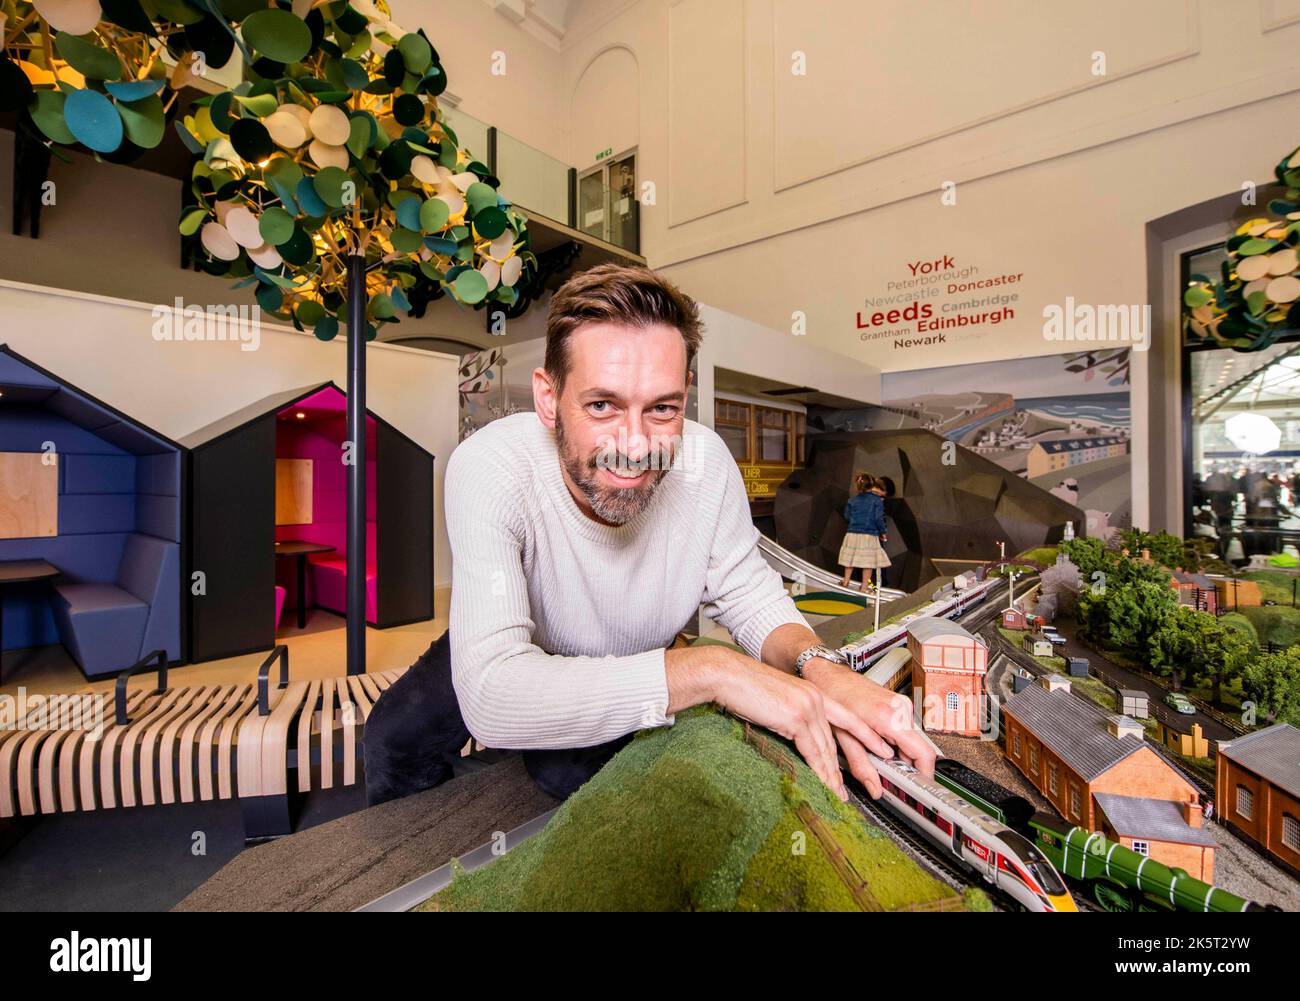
left=665, top=645, right=869, bottom=802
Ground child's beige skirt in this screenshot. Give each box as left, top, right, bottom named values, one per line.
left=839, top=532, right=891, bottom=569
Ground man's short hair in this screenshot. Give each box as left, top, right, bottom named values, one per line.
left=544, top=263, right=703, bottom=392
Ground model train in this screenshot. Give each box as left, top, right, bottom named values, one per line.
left=868, top=752, right=1079, bottom=912
left=840, top=573, right=998, bottom=672
left=932, top=758, right=1277, bottom=913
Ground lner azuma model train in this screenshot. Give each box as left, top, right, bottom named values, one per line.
left=840, top=574, right=997, bottom=672
left=869, top=753, right=1078, bottom=912
left=932, top=759, right=1278, bottom=913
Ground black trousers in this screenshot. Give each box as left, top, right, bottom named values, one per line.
left=363, top=631, right=633, bottom=805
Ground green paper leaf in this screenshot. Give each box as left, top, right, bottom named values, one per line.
left=117, top=94, right=166, bottom=149
left=395, top=198, right=422, bottom=231
left=259, top=206, right=295, bottom=245
left=370, top=292, right=396, bottom=319
left=241, top=9, right=314, bottom=63
left=419, top=197, right=449, bottom=232
left=31, top=91, right=77, bottom=145
left=1239, top=238, right=1278, bottom=256
left=229, top=117, right=273, bottom=160
left=277, top=225, right=315, bottom=266
left=179, top=207, right=208, bottom=236
left=296, top=300, right=326, bottom=326
left=390, top=226, right=423, bottom=253
left=471, top=206, right=508, bottom=239
left=234, top=92, right=280, bottom=117
left=314, top=315, right=340, bottom=341
left=465, top=181, right=497, bottom=214
left=312, top=165, right=352, bottom=208
left=397, top=33, right=432, bottom=74
left=54, top=32, right=125, bottom=82
left=1183, top=286, right=1214, bottom=308
left=346, top=113, right=373, bottom=158
left=454, top=269, right=489, bottom=304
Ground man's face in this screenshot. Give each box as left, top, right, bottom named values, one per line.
left=536, top=322, right=688, bottom=526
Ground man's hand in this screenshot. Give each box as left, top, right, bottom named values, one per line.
left=801, top=657, right=937, bottom=796
left=666, top=645, right=884, bottom=801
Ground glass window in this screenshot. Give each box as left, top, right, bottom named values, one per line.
left=1012, top=731, right=1022, bottom=757
left=756, top=407, right=790, bottom=463
left=947, top=692, right=960, bottom=713
left=1183, top=244, right=1300, bottom=566
left=715, top=400, right=751, bottom=463
left=1048, top=762, right=1058, bottom=795
left=1236, top=784, right=1254, bottom=820
left=1029, top=744, right=1039, bottom=771
left=1132, top=840, right=1149, bottom=857
left=1070, top=785, right=1081, bottom=818
left=1283, top=814, right=1300, bottom=852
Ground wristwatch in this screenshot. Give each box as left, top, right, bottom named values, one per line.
left=793, top=644, right=848, bottom=678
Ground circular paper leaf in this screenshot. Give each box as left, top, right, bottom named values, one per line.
left=309, top=103, right=351, bottom=145
left=466, top=181, right=497, bottom=214
left=370, top=292, right=396, bottom=319
left=225, top=206, right=265, bottom=248
left=383, top=49, right=405, bottom=87
left=419, top=197, right=449, bottom=232
left=200, top=221, right=241, bottom=261
left=277, top=225, right=315, bottom=266
left=339, top=58, right=369, bottom=91
left=229, top=118, right=274, bottom=161
left=454, top=269, right=489, bottom=304
left=234, top=92, right=280, bottom=118
left=312, top=165, right=352, bottom=208
left=256, top=283, right=284, bottom=313
left=314, top=315, right=340, bottom=341
left=392, top=93, right=424, bottom=126
left=420, top=65, right=447, bottom=97
left=308, top=139, right=350, bottom=169
left=346, top=113, right=375, bottom=158
left=265, top=111, right=308, bottom=147
left=397, top=33, right=432, bottom=74
left=472, top=206, right=508, bottom=239
left=1267, top=275, right=1300, bottom=303
left=501, top=255, right=524, bottom=287
left=99, top=0, right=156, bottom=33
left=247, top=243, right=283, bottom=269
left=395, top=198, right=422, bottom=231
left=178, top=207, right=207, bottom=236
left=410, top=154, right=439, bottom=184
left=104, top=78, right=165, bottom=102
left=33, top=0, right=103, bottom=35
left=259, top=206, right=295, bottom=245
left=296, top=300, right=326, bottom=326
left=65, top=88, right=125, bottom=152
left=116, top=94, right=166, bottom=149
left=241, top=9, right=314, bottom=63
left=54, top=32, right=125, bottom=81
left=390, top=227, right=423, bottom=253
left=294, top=176, right=328, bottom=217
left=30, top=90, right=77, bottom=144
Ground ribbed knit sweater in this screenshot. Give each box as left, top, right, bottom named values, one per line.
left=444, top=411, right=806, bottom=750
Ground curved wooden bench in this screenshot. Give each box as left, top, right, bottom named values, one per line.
left=0, top=647, right=408, bottom=841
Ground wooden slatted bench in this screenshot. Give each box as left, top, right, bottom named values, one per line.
left=0, top=646, right=407, bottom=841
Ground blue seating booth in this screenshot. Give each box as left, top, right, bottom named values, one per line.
left=0, top=346, right=182, bottom=678
left=182, top=382, right=434, bottom=664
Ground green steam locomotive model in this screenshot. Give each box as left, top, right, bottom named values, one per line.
left=932, top=759, right=1276, bottom=913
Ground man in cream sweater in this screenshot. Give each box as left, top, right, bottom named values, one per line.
left=365, top=264, right=933, bottom=804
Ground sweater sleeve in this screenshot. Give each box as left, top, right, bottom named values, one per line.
left=700, top=446, right=807, bottom=660
left=445, top=440, right=673, bottom=750
left=872, top=496, right=888, bottom=536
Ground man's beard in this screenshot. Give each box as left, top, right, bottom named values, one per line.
left=555, top=414, right=674, bottom=526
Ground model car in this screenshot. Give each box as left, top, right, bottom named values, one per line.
left=1164, top=692, right=1196, bottom=715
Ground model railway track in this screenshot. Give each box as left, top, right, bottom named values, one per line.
left=848, top=781, right=977, bottom=895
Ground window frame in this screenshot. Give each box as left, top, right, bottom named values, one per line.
left=1236, top=783, right=1254, bottom=821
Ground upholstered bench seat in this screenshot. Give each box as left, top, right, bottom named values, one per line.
left=308, top=555, right=377, bottom=624
left=51, top=584, right=149, bottom=677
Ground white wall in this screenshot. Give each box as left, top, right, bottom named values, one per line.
left=0, top=279, right=461, bottom=586
left=695, top=302, right=881, bottom=430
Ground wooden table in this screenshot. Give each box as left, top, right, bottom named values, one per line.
left=0, top=559, right=60, bottom=682
left=274, top=541, right=336, bottom=629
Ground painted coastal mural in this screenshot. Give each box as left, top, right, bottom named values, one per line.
left=810, top=348, right=1132, bottom=540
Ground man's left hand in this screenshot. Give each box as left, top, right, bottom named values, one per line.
left=802, top=659, right=937, bottom=797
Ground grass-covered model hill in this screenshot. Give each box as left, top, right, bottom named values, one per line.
left=417, top=706, right=977, bottom=912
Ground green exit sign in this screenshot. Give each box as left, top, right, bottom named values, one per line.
left=595, top=147, right=613, bottom=161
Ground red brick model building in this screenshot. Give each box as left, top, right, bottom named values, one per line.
left=907, top=617, right=988, bottom=737
left=1171, top=571, right=1218, bottom=615
left=1003, top=675, right=1215, bottom=880
left=1216, top=723, right=1300, bottom=877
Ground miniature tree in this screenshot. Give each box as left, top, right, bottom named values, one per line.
left=1241, top=647, right=1300, bottom=725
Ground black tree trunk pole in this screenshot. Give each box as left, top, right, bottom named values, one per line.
left=346, top=254, right=367, bottom=676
